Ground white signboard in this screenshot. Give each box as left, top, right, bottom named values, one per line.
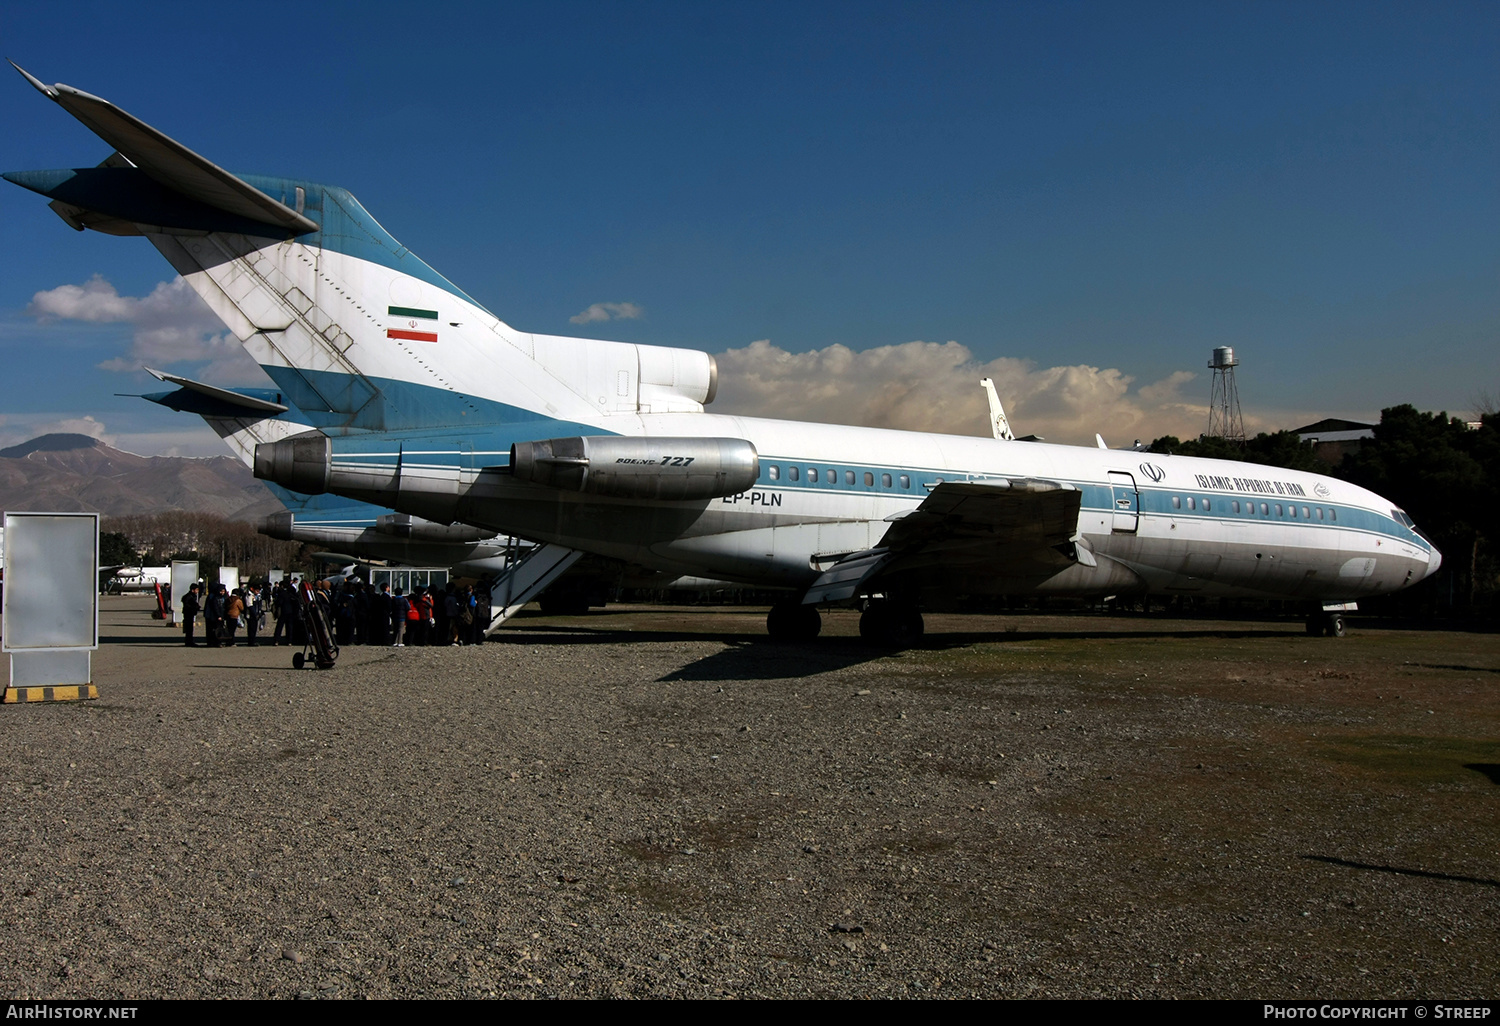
left=170, top=560, right=199, bottom=627
left=2, top=512, right=99, bottom=652
left=219, top=566, right=240, bottom=592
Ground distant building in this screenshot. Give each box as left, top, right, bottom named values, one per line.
left=1293, top=418, right=1375, bottom=466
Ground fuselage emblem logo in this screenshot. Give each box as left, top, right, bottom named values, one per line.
left=1140, top=462, right=1165, bottom=483
left=1314, top=482, right=1331, bottom=498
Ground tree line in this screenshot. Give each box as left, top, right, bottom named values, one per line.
left=100, top=511, right=312, bottom=585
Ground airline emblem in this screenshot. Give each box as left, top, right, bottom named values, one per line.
left=1314, top=482, right=1331, bottom=498
left=1139, top=462, right=1165, bottom=483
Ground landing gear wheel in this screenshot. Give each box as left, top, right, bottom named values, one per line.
left=860, top=601, right=924, bottom=648
left=767, top=602, right=821, bottom=641
left=1307, top=612, right=1347, bottom=638
left=292, top=651, right=305, bottom=669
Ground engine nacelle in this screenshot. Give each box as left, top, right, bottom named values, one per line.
left=374, top=513, right=493, bottom=543
left=510, top=436, right=759, bottom=501
left=253, top=430, right=330, bottom=495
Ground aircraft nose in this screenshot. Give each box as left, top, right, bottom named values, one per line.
left=1423, top=542, right=1443, bottom=579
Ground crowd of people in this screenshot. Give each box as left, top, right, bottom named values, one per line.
left=181, top=577, right=493, bottom=648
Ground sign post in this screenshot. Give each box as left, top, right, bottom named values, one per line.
left=2, top=512, right=100, bottom=703
left=169, top=560, right=199, bottom=628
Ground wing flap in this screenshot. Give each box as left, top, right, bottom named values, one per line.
left=802, top=478, right=1085, bottom=604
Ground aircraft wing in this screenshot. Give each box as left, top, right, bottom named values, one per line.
left=802, top=478, right=1084, bottom=604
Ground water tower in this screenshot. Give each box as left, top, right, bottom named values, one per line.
left=1207, top=346, right=1245, bottom=442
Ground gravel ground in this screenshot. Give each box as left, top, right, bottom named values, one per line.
left=2, top=597, right=1497, bottom=999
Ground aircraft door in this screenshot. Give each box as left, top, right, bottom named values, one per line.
left=1107, top=472, right=1139, bottom=533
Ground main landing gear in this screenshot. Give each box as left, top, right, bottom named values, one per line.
left=859, top=600, right=924, bottom=648
left=764, top=599, right=927, bottom=647
left=767, top=602, right=822, bottom=641
left=1306, top=611, right=1347, bottom=638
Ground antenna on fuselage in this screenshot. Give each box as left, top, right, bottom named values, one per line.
left=980, top=378, right=1015, bottom=440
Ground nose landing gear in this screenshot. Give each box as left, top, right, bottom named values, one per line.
left=1306, top=611, right=1346, bottom=638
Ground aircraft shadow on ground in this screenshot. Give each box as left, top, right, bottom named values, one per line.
left=500, top=626, right=887, bottom=680
left=1303, top=855, right=1500, bottom=889
left=500, top=624, right=1304, bottom=682
left=1463, top=763, right=1500, bottom=786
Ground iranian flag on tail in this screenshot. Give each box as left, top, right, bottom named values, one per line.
left=387, top=306, right=439, bottom=343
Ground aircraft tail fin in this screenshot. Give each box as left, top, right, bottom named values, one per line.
left=10, top=65, right=720, bottom=436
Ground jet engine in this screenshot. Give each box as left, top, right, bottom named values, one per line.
left=374, top=513, right=493, bottom=543
left=509, top=436, right=759, bottom=501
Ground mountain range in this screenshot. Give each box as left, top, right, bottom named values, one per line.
left=0, top=433, right=281, bottom=521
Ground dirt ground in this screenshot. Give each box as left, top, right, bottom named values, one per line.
left=2, top=597, right=1496, bottom=998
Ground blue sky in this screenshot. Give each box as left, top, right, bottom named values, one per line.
left=1, top=0, right=1496, bottom=453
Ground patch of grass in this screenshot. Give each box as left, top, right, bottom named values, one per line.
left=1318, top=735, right=1500, bottom=786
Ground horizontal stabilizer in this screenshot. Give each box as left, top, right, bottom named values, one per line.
left=8, top=61, right=316, bottom=235
left=143, top=369, right=289, bottom=414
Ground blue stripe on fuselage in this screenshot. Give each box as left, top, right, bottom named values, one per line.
left=235, top=175, right=482, bottom=309
left=256, top=365, right=609, bottom=442
left=255, top=369, right=1426, bottom=552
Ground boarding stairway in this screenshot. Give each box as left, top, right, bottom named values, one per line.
left=484, top=539, right=585, bottom=634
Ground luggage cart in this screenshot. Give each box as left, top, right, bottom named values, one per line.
left=292, top=580, right=339, bottom=670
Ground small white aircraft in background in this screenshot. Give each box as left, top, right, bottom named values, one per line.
left=6, top=66, right=1441, bottom=642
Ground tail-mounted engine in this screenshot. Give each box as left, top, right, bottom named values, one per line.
left=510, top=436, right=759, bottom=501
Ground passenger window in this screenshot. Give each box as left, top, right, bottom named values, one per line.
left=1290, top=505, right=1298, bottom=518
left=882, top=473, right=892, bottom=488
left=768, top=465, right=779, bottom=481
left=1316, top=508, right=1324, bottom=520
left=1202, top=498, right=1211, bottom=512
left=1302, top=506, right=1310, bottom=518
left=1172, top=496, right=1181, bottom=509
left=1187, top=496, right=1196, bottom=510
left=1275, top=504, right=1284, bottom=516
left=1260, top=503, right=1269, bottom=515
left=1232, top=500, right=1240, bottom=513
left=899, top=474, right=911, bottom=489
left=808, top=468, right=818, bottom=483
left=864, top=472, right=874, bottom=486
left=845, top=470, right=855, bottom=485
left=1330, top=509, right=1337, bottom=521
left=788, top=466, right=799, bottom=481
left=827, top=469, right=836, bottom=483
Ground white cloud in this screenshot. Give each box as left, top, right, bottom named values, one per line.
left=570, top=301, right=645, bottom=325
left=29, top=275, right=262, bottom=382
left=710, top=339, right=1284, bottom=446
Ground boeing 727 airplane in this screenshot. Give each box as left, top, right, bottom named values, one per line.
left=5, top=67, right=1442, bottom=641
